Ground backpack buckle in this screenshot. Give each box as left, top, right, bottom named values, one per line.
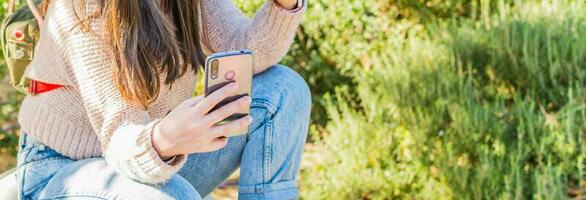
left=28, top=79, right=37, bottom=96
left=27, top=79, right=64, bottom=96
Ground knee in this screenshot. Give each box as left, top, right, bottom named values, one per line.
left=157, top=174, right=202, bottom=200
left=263, top=64, right=312, bottom=114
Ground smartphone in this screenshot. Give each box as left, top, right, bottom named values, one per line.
left=204, top=50, right=253, bottom=136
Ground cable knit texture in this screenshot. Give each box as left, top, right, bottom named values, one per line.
left=17, top=0, right=305, bottom=184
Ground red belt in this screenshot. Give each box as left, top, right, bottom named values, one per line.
left=28, top=79, right=64, bottom=95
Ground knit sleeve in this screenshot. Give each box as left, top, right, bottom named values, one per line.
left=44, top=0, right=186, bottom=184
left=200, top=0, right=307, bottom=74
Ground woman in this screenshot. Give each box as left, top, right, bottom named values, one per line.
left=15, top=0, right=310, bottom=199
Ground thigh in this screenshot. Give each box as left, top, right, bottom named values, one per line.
left=39, top=158, right=201, bottom=200
left=17, top=133, right=75, bottom=200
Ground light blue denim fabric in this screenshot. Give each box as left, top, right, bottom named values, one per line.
left=16, top=65, right=311, bottom=200
left=178, top=65, right=311, bottom=199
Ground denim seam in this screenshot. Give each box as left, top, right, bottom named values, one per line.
left=251, top=98, right=276, bottom=115
left=21, top=142, right=39, bottom=150
left=19, top=133, right=28, bottom=149
left=19, top=165, right=28, bottom=200
left=20, top=158, right=70, bottom=197
left=239, top=178, right=298, bottom=187
left=41, top=196, right=110, bottom=200
left=17, top=147, right=34, bottom=169
left=24, top=156, right=69, bottom=167
left=238, top=188, right=299, bottom=200
left=246, top=187, right=297, bottom=193
left=40, top=191, right=119, bottom=200
left=21, top=171, right=53, bottom=197
left=238, top=179, right=298, bottom=194
left=22, top=142, right=38, bottom=162
left=263, top=119, right=273, bottom=183
left=246, top=99, right=276, bottom=142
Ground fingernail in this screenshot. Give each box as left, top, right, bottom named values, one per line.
left=247, top=116, right=253, bottom=124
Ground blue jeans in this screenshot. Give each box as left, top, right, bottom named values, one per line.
left=16, top=65, right=311, bottom=200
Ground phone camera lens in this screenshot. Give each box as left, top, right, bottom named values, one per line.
left=211, top=59, right=219, bottom=80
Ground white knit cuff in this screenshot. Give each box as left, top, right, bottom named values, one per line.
left=105, top=118, right=187, bottom=184
left=134, top=118, right=187, bottom=183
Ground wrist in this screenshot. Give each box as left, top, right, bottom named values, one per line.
left=151, top=120, right=174, bottom=161
left=163, top=155, right=178, bottom=164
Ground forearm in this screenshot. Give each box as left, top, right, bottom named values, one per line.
left=200, top=0, right=307, bottom=73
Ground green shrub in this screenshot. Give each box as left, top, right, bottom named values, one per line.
left=0, top=0, right=21, bottom=172
left=1, top=0, right=583, bottom=199
left=302, top=1, right=585, bottom=199
left=234, top=0, right=493, bottom=134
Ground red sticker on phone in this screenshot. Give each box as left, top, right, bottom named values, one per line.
left=225, top=70, right=236, bottom=80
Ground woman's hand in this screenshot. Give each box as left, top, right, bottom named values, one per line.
left=274, top=0, right=298, bottom=10
left=151, top=83, right=252, bottom=160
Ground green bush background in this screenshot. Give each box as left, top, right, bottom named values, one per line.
left=1, top=0, right=585, bottom=199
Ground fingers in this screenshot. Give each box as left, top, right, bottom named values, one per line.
left=203, top=96, right=251, bottom=126
left=194, top=82, right=239, bottom=114
left=207, top=136, right=229, bottom=152
left=207, top=115, right=253, bottom=138
left=182, top=95, right=204, bottom=107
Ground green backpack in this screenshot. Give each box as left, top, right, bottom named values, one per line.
left=1, top=0, right=44, bottom=95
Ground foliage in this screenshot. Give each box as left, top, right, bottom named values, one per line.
left=301, top=0, right=586, bottom=199
left=234, top=0, right=501, bottom=139
left=0, top=0, right=584, bottom=199
left=0, top=0, right=22, bottom=172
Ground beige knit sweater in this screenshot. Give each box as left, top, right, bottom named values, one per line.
left=17, top=0, right=305, bottom=184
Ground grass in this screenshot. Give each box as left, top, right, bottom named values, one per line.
left=300, top=1, right=586, bottom=199
left=1, top=0, right=586, bottom=199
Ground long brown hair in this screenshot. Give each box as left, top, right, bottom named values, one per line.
left=41, top=0, right=206, bottom=108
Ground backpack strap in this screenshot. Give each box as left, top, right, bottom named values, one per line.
left=7, top=0, right=45, bottom=24
left=7, top=0, right=15, bottom=15
left=26, top=0, right=44, bottom=25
